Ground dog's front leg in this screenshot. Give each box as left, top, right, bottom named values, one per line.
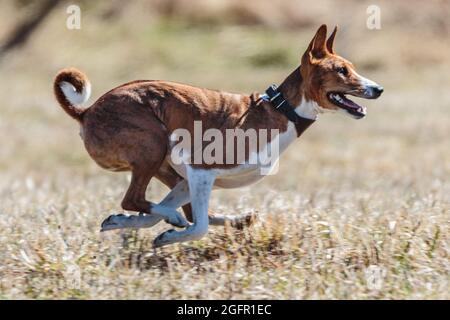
left=149, top=179, right=191, bottom=227
left=153, top=167, right=215, bottom=247
left=101, top=180, right=191, bottom=231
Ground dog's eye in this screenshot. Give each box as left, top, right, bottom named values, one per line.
left=337, top=66, right=348, bottom=76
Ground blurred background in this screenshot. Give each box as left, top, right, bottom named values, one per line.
left=0, top=0, right=448, bottom=299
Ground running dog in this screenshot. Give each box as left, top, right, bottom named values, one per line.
left=53, top=25, right=383, bottom=247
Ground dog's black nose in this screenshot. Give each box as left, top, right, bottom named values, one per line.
left=372, top=86, right=384, bottom=98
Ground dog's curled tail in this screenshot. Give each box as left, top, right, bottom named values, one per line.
left=54, top=68, right=91, bottom=122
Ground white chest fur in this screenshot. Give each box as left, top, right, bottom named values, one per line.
left=168, top=95, right=318, bottom=189
left=212, top=121, right=298, bottom=188
left=168, top=121, right=298, bottom=189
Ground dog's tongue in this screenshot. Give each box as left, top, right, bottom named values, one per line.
left=337, top=93, right=362, bottom=110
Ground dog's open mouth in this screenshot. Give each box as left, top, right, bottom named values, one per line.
left=327, top=92, right=366, bottom=119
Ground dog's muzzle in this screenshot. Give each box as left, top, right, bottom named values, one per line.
left=363, top=85, right=384, bottom=99
left=327, top=84, right=383, bottom=119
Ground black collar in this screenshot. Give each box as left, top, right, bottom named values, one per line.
left=264, top=84, right=315, bottom=137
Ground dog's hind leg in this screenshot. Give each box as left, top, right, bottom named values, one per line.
left=101, top=164, right=190, bottom=231
left=101, top=179, right=190, bottom=231
left=101, top=167, right=157, bottom=231
left=153, top=167, right=215, bottom=247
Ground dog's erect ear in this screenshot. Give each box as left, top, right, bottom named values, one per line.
left=326, top=25, right=338, bottom=54
left=302, top=24, right=328, bottom=65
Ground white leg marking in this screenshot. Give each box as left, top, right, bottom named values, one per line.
left=150, top=180, right=191, bottom=227
left=100, top=180, right=190, bottom=231
left=100, top=212, right=161, bottom=231
left=153, top=167, right=216, bottom=247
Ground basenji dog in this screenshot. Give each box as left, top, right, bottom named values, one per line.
left=54, top=25, right=383, bottom=247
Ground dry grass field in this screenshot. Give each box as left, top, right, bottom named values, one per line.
left=0, top=0, right=449, bottom=299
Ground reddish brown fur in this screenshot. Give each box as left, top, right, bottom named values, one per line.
left=77, top=79, right=291, bottom=220
left=299, top=25, right=373, bottom=110
left=53, top=25, right=370, bottom=223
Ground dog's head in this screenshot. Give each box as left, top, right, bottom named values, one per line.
left=300, top=25, right=383, bottom=119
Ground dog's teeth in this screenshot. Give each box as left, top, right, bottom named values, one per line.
left=330, top=93, right=345, bottom=104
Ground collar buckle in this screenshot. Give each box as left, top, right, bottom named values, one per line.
left=263, top=83, right=315, bottom=137
left=265, top=84, right=285, bottom=109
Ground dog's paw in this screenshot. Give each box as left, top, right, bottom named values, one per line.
left=100, top=213, right=164, bottom=231
left=100, top=214, right=126, bottom=232
left=153, top=229, right=177, bottom=248
left=164, top=214, right=189, bottom=228
left=100, top=213, right=145, bottom=232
